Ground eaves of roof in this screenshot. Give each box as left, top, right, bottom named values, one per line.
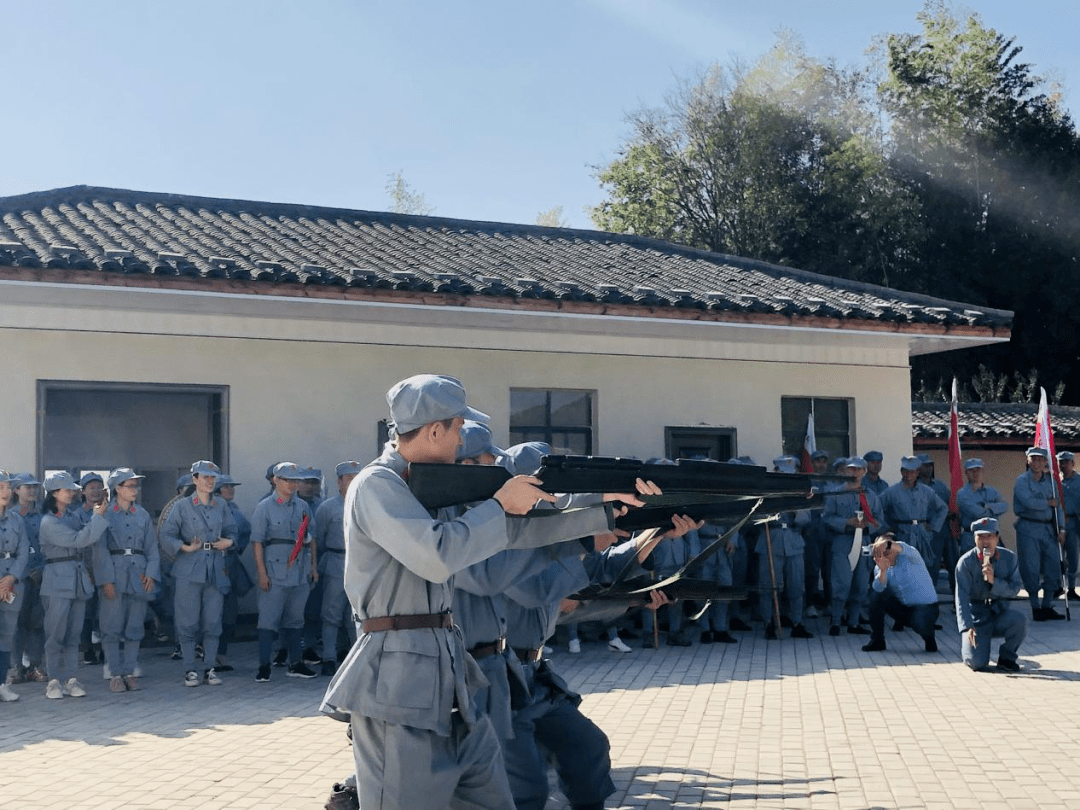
left=0, top=185, right=1013, bottom=337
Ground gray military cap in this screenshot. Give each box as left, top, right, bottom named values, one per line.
left=335, top=461, right=363, bottom=478
left=964, top=458, right=984, bottom=470
left=44, top=471, right=81, bottom=492
left=107, top=468, right=145, bottom=489
left=271, top=462, right=305, bottom=480
left=388, top=374, right=489, bottom=435
left=457, top=421, right=503, bottom=462
left=900, top=456, right=921, bottom=471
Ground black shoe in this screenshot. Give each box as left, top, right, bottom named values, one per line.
left=302, top=647, right=322, bottom=666
left=779, top=615, right=793, bottom=629
left=666, top=633, right=691, bottom=648
left=933, top=623, right=943, bottom=630
left=699, top=631, right=713, bottom=644
left=1068, top=589, right=1080, bottom=601
left=255, top=664, right=271, bottom=683
left=713, top=631, right=738, bottom=644
left=847, top=625, right=870, bottom=635
left=764, top=623, right=778, bottom=640
left=1054, top=587, right=1065, bottom=598
left=996, top=657, right=1021, bottom=672
left=82, top=649, right=96, bottom=666
left=325, top=782, right=360, bottom=810
left=1045, top=608, right=1066, bottom=621
left=729, top=617, right=752, bottom=632
left=892, top=620, right=906, bottom=632
left=790, top=623, right=813, bottom=639
left=273, top=648, right=288, bottom=667
left=1032, top=607, right=1048, bottom=622
left=862, top=639, right=887, bottom=652
left=829, top=625, right=841, bottom=637
left=214, top=663, right=234, bottom=673
left=170, top=644, right=182, bottom=661
left=321, top=661, right=338, bottom=677
left=287, top=661, right=318, bottom=679
left=924, top=635, right=938, bottom=653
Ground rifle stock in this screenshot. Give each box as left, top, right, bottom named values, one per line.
left=407, top=455, right=845, bottom=510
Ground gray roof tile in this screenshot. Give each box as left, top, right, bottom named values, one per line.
left=0, top=185, right=1013, bottom=330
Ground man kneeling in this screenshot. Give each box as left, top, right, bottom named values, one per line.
left=862, top=534, right=939, bottom=653
left=955, top=517, right=1027, bottom=672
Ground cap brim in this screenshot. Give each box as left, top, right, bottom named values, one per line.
left=460, top=405, right=490, bottom=423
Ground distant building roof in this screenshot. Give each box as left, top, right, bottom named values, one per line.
left=912, top=401, right=1080, bottom=445
left=0, top=185, right=1012, bottom=334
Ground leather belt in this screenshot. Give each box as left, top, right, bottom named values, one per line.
left=325, top=548, right=346, bottom=554
left=514, top=646, right=543, bottom=664
left=264, top=538, right=295, bottom=545
left=1019, top=517, right=1054, bottom=524
left=899, top=520, right=927, bottom=525
left=0, top=551, right=13, bottom=559
left=468, top=638, right=507, bottom=660
left=362, top=612, right=454, bottom=633
left=109, top=548, right=144, bottom=556
left=45, top=555, right=80, bottom=564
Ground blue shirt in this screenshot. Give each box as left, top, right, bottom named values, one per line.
left=871, top=541, right=937, bottom=605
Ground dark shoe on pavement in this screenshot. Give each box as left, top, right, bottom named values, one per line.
left=847, top=625, right=870, bottom=635
left=666, top=632, right=692, bottom=648
left=1045, top=608, right=1066, bottom=621
left=1032, top=607, right=1048, bottom=622
left=699, top=631, right=713, bottom=644
left=779, top=615, right=793, bottom=628
left=829, top=625, right=841, bottom=637
left=996, top=657, right=1021, bottom=672
left=924, top=635, right=938, bottom=653
left=713, top=631, right=738, bottom=644
left=764, top=623, right=777, bottom=640
left=892, top=620, right=906, bottom=632
left=255, top=664, right=271, bottom=683
left=287, top=661, right=318, bottom=679
left=321, top=661, right=338, bottom=677
left=790, top=623, right=814, bottom=639
left=171, top=644, right=182, bottom=660
left=861, top=639, right=887, bottom=652
left=1068, top=589, right=1080, bottom=601
left=325, top=782, right=360, bottom=810
left=302, top=647, right=322, bottom=666
left=273, top=648, right=288, bottom=667
left=729, top=617, right=752, bottom=632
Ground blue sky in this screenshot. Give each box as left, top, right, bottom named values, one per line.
left=5, top=1, right=1078, bottom=228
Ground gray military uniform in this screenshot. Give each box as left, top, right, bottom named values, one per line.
left=319, top=445, right=612, bottom=809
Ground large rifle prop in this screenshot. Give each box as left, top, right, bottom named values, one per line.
left=408, top=455, right=849, bottom=625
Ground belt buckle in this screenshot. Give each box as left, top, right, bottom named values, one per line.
left=1, top=552, right=11, bottom=559
left=123, top=548, right=134, bottom=556
left=203, top=542, right=214, bottom=551
left=495, top=638, right=507, bottom=654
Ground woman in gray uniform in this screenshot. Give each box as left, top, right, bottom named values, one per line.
left=95, top=468, right=160, bottom=692
left=0, top=469, right=30, bottom=702
left=40, top=472, right=109, bottom=699
left=159, top=460, right=237, bottom=688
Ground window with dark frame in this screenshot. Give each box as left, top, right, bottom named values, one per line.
left=509, top=389, right=594, bottom=455
left=781, top=396, right=852, bottom=463
left=665, top=426, right=737, bottom=462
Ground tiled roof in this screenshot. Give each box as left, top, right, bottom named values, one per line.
left=912, top=401, right=1080, bottom=442
left=0, top=185, right=1012, bottom=330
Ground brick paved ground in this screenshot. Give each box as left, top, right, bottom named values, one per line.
left=3, top=602, right=1080, bottom=809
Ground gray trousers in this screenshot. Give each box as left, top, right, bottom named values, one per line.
left=350, top=713, right=514, bottom=809
left=758, top=551, right=805, bottom=625
left=13, top=576, right=44, bottom=666
left=320, top=568, right=355, bottom=659
left=830, top=537, right=869, bottom=625
left=961, top=609, right=1027, bottom=670
left=0, top=591, right=22, bottom=652
left=1016, top=528, right=1060, bottom=610
left=99, top=591, right=149, bottom=676
left=256, top=580, right=309, bottom=632
left=43, top=595, right=86, bottom=682
left=174, top=579, right=224, bottom=671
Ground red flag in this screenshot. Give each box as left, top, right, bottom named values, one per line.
left=288, top=513, right=310, bottom=567
left=1036, top=387, right=1062, bottom=500
left=947, top=379, right=964, bottom=539
left=858, top=490, right=878, bottom=527
left=801, top=412, right=816, bottom=473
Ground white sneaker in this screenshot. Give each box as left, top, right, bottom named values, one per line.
left=63, top=678, right=87, bottom=697
left=103, top=663, right=112, bottom=680
left=0, top=683, right=19, bottom=702
left=568, top=638, right=582, bottom=654
left=204, top=668, right=222, bottom=686
left=184, top=670, right=200, bottom=688
left=608, top=637, right=632, bottom=653
left=45, top=679, right=63, bottom=699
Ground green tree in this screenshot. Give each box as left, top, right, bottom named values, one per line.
left=385, top=171, right=435, bottom=216
left=535, top=206, right=570, bottom=228
left=882, top=2, right=1080, bottom=399
left=591, top=35, right=923, bottom=287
